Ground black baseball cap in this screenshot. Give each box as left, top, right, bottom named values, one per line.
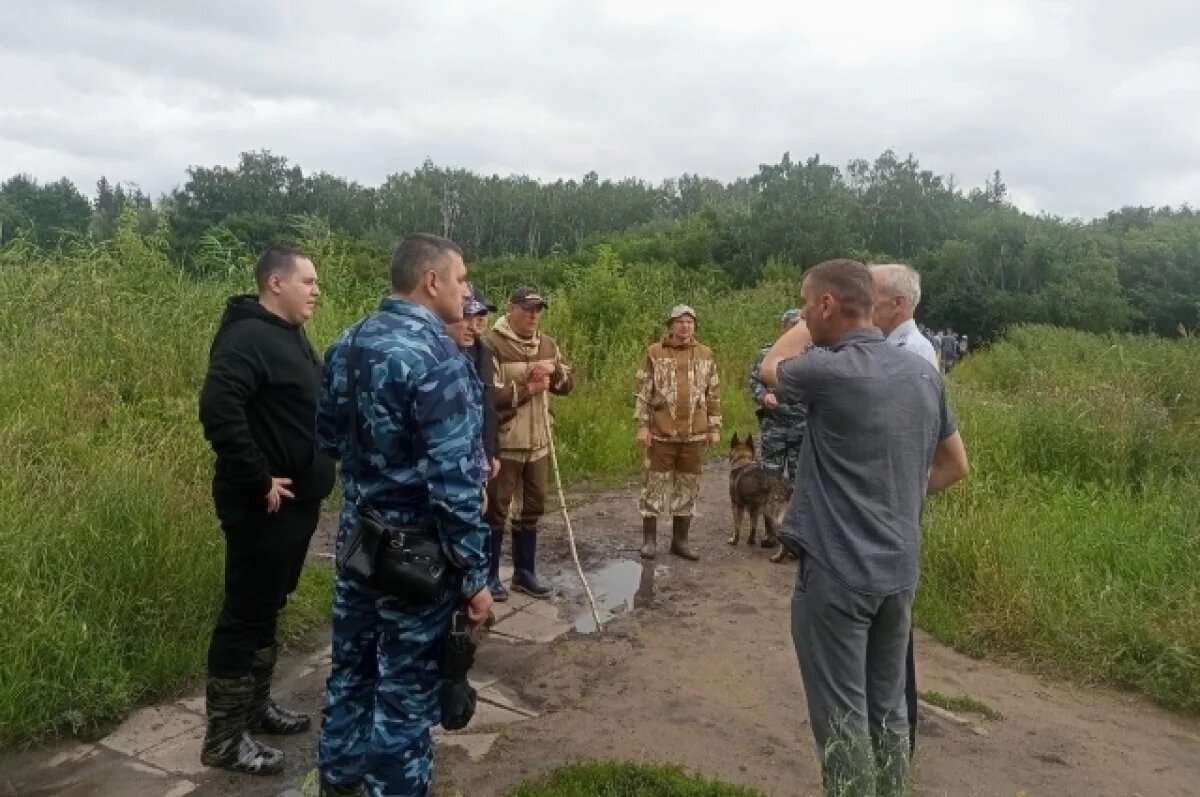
left=468, top=283, right=496, bottom=314
left=509, top=286, right=548, bottom=310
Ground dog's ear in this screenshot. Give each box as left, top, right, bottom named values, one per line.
left=730, top=432, right=739, bottom=447
left=747, top=433, right=755, bottom=450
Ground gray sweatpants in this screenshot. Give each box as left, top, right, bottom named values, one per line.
left=792, top=553, right=915, bottom=797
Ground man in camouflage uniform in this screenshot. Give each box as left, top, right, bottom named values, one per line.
left=750, top=309, right=808, bottom=485
left=315, top=234, right=492, bottom=797
left=635, top=304, right=722, bottom=561
left=748, top=309, right=808, bottom=547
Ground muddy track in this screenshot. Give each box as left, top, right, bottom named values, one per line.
left=12, top=464, right=1196, bottom=797
left=442, top=462, right=1200, bottom=797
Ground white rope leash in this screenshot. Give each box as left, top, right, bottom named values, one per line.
left=541, top=396, right=602, bottom=633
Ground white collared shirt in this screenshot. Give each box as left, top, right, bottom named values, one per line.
left=885, top=319, right=939, bottom=368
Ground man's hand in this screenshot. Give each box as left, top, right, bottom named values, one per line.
left=490, top=458, right=501, bottom=480
left=706, top=430, right=720, bottom=447
left=265, top=477, right=294, bottom=514
left=465, top=587, right=494, bottom=630
left=636, top=426, right=652, bottom=449
left=529, top=359, right=556, bottom=376
left=527, top=375, right=550, bottom=395
left=762, top=393, right=779, bottom=409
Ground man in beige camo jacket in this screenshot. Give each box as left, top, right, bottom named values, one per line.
left=634, top=304, right=722, bottom=561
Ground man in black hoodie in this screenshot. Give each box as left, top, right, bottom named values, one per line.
left=197, top=246, right=336, bottom=776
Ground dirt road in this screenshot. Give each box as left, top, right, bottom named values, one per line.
left=9, top=463, right=1198, bottom=797
left=441, top=462, right=1200, bottom=797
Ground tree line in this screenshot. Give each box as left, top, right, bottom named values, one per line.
left=3, top=149, right=1198, bottom=339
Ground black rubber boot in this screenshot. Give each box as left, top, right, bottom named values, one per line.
left=639, top=516, right=657, bottom=559
left=248, top=646, right=310, bottom=735
left=319, top=777, right=366, bottom=796
left=488, top=526, right=508, bottom=601
left=511, top=528, right=551, bottom=599
left=670, top=516, right=700, bottom=561
left=200, top=675, right=285, bottom=775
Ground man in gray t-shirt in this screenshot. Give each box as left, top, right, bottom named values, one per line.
left=761, top=258, right=968, bottom=796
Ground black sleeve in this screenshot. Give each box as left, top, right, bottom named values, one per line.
left=477, top=342, right=500, bottom=460
left=198, top=329, right=273, bottom=494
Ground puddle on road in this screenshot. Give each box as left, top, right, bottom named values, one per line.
left=569, top=559, right=668, bottom=634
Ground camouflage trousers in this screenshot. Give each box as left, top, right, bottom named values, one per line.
left=759, top=420, right=804, bottom=482
left=317, top=572, right=455, bottom=797
left=639, top=440, right=705, bottom=518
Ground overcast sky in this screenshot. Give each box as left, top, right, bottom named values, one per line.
left=1, top=0, right=1197, bottom=219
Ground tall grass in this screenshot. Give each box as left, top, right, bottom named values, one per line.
left=0, top=226, right=334, bottom=746
left=920, top=326, right=1200, bottom=710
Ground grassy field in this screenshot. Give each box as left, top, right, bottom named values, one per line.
left=508, top=762, right=764, bottom=796
left=1, top=221, right=1198, bottom=747
left=920, top=326, right=1200, bottom=711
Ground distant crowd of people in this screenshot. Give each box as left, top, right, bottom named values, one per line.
left=917, top=325, right=970, bottom=372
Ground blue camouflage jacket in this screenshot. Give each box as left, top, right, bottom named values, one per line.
left=318, top=297, right=489, bottom=598
left=749, top=342, right=809, bottom=428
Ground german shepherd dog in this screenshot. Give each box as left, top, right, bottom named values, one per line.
left=727, top=433, right=792, bottom=558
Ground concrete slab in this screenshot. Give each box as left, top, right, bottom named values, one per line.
left=163, top=780, right=199, bottom=797
left=496, top=609, right=570, bottom=643
left=49, top=759, right=194, bottom=797
left=468, top=671, right=501, bottom=691
left=504, top=590, right=536, bottom=612
left=518, top=597, right=564, bottom=621
left=497, top=598, right=571, bottom=643
left=40, top=743, right=100, bottom=770
left=489, top=598, right=521, bottom=624
left=99, top=705, right=205, bottom=757
left=140, top=727, right=207, bottom=777
left=437, top=732, right=499, bottom=761
left=460, top=700, right=529, bottom=730
left=178, top=696, right=206, bottom=714
left=476, top=685, right=539, bottom=719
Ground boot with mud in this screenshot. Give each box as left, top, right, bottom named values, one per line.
left=511, top=527, right=552, bottom=598
left=248, top=645, right=310, bottom=735
left=639, top=516, right=657, bottom=559
left=670, top=515, right=700, bottom=561
left=200, top=674, right=285, bottom=775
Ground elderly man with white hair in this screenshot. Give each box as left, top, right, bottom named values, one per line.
left=869, top=261, right=939, bottom=763
left=870, top=263, right=938, bottom=369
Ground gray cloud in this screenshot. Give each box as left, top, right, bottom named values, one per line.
left=1, top=0, right=1196, bottom=218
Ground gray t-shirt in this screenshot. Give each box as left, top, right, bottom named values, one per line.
left=777, top=327, right=957, bottom=596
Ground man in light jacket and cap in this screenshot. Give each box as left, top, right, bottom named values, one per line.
left=482, top=287, right=574, bottom=599
left=634, top=304, right=722, bottom=561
